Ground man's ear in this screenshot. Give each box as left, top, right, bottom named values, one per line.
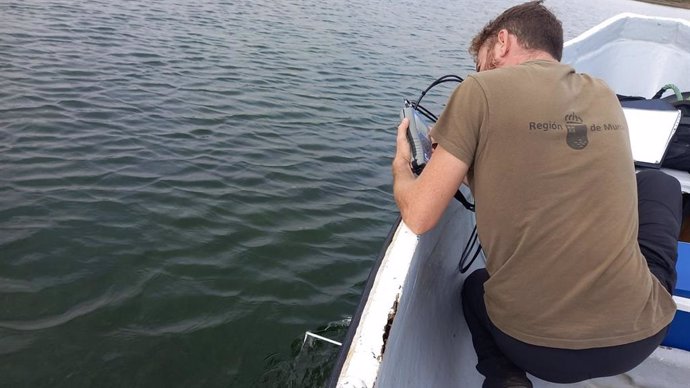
left=497, top=29, right=510, bottom=57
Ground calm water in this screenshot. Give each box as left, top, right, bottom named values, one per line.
left=1, top=0, right=689, bottom=387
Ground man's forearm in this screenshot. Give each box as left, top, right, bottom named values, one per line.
left=392, top=119, right=467, bottom=234
left=392, top=157, right=418, bottom=228
left=391, top=144, right=469, bottom=235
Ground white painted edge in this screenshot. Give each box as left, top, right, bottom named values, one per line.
left=673, top=295, right=690, bottom=313
left=336, top=222, right=419, bottom=388
left=564, top=13, right=690, bottom=48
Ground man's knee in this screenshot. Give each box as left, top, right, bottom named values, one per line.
left=637, top=170, right=681, bottom=196
left=462, top=268, right=489, bottom=302
left=637, top=170, right=682, bottom=224
left=464, top=268, right=489, bottom=289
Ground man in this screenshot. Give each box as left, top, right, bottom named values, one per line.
left=391, top=1, right=681, bottom=387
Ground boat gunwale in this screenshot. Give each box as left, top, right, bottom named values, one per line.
left=326, top=216, right=402, bottom=388
left=563, top=12, right=690, bottom=49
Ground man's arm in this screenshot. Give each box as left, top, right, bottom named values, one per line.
left=392, top=118, right=469, bottom=235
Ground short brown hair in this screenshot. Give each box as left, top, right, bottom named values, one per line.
left=469, top=1, right=563, bottom=62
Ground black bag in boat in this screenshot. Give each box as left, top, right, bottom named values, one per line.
left=661, top=96, right=690, bottom=171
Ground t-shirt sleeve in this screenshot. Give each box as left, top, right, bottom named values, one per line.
left=430, top=76, right=487, bottom=166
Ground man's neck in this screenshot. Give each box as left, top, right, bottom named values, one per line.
left=505, top=50, right=558, bottom=67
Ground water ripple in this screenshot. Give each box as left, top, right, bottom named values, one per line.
left=0, top=271, right=157, bottom=331
left=2, top=0, right=689, bottom=387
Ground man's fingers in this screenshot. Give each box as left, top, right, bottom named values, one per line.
left=395, top=118, right=412, bottom=165
left=398, top=117, right=409, bottom=134
left=397, top=118, right=409, bottom=142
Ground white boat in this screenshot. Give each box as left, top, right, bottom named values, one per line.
left=328, top=13, right=690, bottom=388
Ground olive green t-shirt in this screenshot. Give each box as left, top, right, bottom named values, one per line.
left=431, top=60, right=676, bottom=349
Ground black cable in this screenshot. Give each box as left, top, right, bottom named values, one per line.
left=409, top=74, right=463, bottom=120
left=407, top=74, right=481, bottom=273
left=453, top=189, right=475, bottom=212
left=407, top=74, right=482, bottom=272
left=461, top=242, right=483, bottom=274
left=408, top=75, right=475, bottom=210
left=416, top=75, right=464, bottom=106
left=458, top=224, right=482, bottom=273
left=413, top=103, right=438, bottom=122
left=461, top=226, right=478, bottom=262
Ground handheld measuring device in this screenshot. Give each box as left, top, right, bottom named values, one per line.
left=400, top=99, right=434, bottom=175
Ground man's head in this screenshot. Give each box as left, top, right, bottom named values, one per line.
left=470, top=1, right=563, bottom=72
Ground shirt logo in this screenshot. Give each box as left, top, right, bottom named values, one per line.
left=565, top=112, right=588, bottom=150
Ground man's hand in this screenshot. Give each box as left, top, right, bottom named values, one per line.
left=392, top=118, right=412, bottom=174
left=391, top=117, right=469, bottom=234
